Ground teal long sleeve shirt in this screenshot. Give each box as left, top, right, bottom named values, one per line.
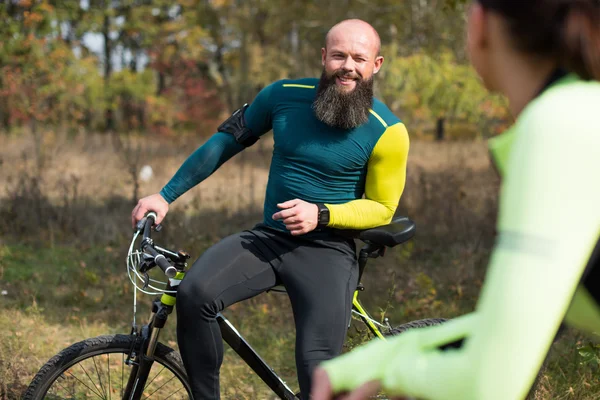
left=160, top=78, right=409, bottom=232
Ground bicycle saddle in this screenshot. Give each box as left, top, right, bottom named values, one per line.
left=356, top=216, right=416, bottom=247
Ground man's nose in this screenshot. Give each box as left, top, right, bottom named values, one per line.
left=341, top=56, right=355, bottom=72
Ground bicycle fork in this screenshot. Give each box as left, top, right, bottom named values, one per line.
left=123, top=298, right=175, bottom=400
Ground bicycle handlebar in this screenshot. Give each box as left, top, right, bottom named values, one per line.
left=139, top=212, right=177, bottom=278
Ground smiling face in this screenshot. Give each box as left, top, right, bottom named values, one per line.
left=321, top=20, right=383, bottom=93
left=313, top=20, right=384, bottom=130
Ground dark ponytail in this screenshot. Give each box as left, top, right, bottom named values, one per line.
left=561, top=2, right=600, bottom=80
left=478, top=0, right=600, bottom=81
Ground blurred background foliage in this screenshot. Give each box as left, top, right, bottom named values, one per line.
left=6, top=2, right=595, bottom=399
left=0, top=0, right=508, bottom=139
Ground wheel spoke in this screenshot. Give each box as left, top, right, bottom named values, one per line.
left=121, top=352, right=125, bottom=399
left=107, top=353, right=112, bottom=400
left=35, top=339, right=190, bottom=400
left=92, top=355, right=108, bottom=398
left=161, top=385, right=186, bottom=400
left=52, top=375, right=80, bottom=399
left=66, top=367, right=105, bottom=399
left=144, top=365, right=165, bottom=389
left=144, top=371, right=180, bottom=398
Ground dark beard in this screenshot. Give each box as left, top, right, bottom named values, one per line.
left=312, top=69, right=374, bottom=130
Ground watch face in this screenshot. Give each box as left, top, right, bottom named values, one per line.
left=319, top=205, right=330, bottom=225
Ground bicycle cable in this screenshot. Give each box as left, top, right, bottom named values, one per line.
left=351, top=309, right=388, bottom=329
left=126, top=229, right=178, bottom=328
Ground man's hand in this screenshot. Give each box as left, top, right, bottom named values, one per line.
left=131, top=193, right=169, bottom=228
left=311, top=367, right=407, bottom=400
left=272, top=199, right=319, bottom=236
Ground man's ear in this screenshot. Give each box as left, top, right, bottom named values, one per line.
left=321, top=47, right=326, bottom=66
left=373, top=55, right=384, bottom=74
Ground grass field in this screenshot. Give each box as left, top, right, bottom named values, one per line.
left=1, top=131, right=598, bottom=399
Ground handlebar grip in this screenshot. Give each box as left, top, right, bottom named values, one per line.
left=142, top=212, right=157, bottom=239
left=155, top=254, right=177, bottom=278
left=139, top=212, right=175, bottom=278
left=144, top=245, right=177, bottom=278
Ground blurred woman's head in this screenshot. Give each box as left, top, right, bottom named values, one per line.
left=467, top=0, right=600, bottom=91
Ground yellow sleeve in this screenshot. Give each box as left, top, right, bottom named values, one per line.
left=326, top=122, right=409, bottom=229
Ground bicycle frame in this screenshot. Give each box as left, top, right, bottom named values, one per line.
left=211, top=242, right=390, bottom=399
left=124, top=286, right=386, bottom=400
left=24, top=213, right=415, bottom=400
left=217, top=313, right=299, bottom=399
left=124, top=215, right=391, bottom=400
left=215, top=289, right=387, bottom=400
left=352, top=291, right=387, bottom=339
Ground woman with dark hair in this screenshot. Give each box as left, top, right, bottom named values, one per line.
left=311, top=1, right=600, bottom=399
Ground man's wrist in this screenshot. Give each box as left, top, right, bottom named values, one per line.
left=315, top=203, right=330, bottom=227
left=159, top=187, right=175, bottom=204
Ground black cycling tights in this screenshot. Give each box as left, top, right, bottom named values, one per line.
left=176, top=224, right=358, bottom=399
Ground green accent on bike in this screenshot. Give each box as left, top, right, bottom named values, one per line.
left=352, top=291, right=385, bottom=340
left=161, top=293, right=176, bottom=306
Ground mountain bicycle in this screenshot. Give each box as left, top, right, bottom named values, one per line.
left=24, top=212, right=447, bottom=399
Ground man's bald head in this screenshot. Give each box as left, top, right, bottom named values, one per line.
left=325, top=19, right=381, bottom=57
left=315, top=19, right=384, bottom=129
left=319, top=18, right=384, bottom=101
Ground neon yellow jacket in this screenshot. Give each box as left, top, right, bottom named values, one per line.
left=322, top=74, right=600, bottom=400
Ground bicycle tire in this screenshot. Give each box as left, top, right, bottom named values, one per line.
left=387, top=318, right=449, bottom=335
left=23, top=334, right=193, bottom=400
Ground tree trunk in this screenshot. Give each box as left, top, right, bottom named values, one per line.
left=215, top=44, right=235, bottom=111
left=436, top=117, right=445, bottom=141
left=239, top=28, right=250, bottom=105
left=157, top=71, right=166, bottom=96
left=103, top=9, right=114, bottom=132
left=0, top=100, right=10, bottom=132
left=291, top=20, right=301, bottom=78
left=130, top=49, right=138, bottom=72
left=0, top=73, right=10, bottom=131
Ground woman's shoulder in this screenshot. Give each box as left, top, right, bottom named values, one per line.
left=520, top=76, right=600, bottom=137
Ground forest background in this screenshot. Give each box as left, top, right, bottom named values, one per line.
left=1, top=0, right=599, bottom=399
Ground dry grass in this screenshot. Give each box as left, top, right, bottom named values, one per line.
left=0, top=131, right=597, bottom=399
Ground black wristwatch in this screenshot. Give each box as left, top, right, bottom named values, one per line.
left=315, top=203, right=330, bottom=228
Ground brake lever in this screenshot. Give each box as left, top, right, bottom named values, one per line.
left=136, top=212, right=161, bottom=233
left=142, top=272, right=150, bottom=289
left=135, top=216, right=147, bottom=232
left=139, top=253, right=154, bottom=274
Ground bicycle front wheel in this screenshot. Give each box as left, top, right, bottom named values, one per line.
left=24, top=334, right=192, bottom=400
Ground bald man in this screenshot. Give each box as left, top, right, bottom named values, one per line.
left=131, top=19, right=409, bottom=399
